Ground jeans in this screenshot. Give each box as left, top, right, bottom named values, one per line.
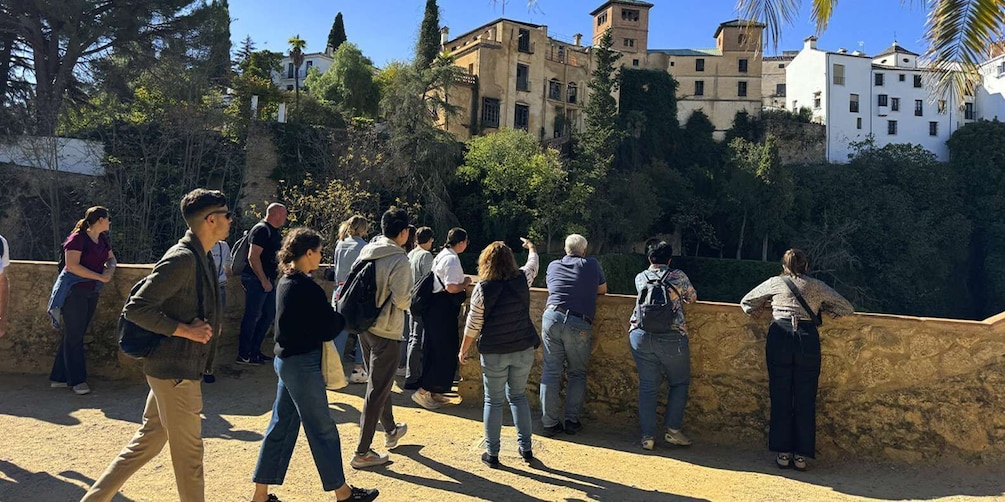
left=540, top=308, right=593, bottom=428
left=766, top=319, right=821, bottom=458
left=50, top=287, right=98, bottom=386
left=332, top=330, right=364, bottom=366
left=482, top=348, right=535, bottom=456
left=403, top=315, right=424, bottom=389
left=355, top=331, right=400, bottom=454
left=253, top=350, right=347, bottom=491
left=239, top=275, right=276, bottom=359
left=629, top=329, right=691, bottom=437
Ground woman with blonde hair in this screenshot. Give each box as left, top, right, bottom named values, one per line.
left=741, top=248, right=853, bottom=472
left=332, top=215, right=370, bottom=383
left=458, top=237, right=539, bottom=467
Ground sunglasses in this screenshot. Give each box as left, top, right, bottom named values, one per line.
left=206, top=210, right=233, bottom=220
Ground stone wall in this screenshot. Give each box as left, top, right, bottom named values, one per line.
left=766, top=119, right=827, bottom=165
left=6, top=260, right=1005, bottom=465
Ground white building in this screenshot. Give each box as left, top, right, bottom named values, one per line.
left=272, top=50, right=335, bottom=91
left=976, top=52, right=1005, bottom=121
left=786, top=37, right=974, bottom=162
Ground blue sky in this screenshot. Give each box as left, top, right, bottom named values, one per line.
left=229, top=0, right=931, bottom=66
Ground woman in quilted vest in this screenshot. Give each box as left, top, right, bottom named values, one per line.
left=458, top=238, right=540, bottom=468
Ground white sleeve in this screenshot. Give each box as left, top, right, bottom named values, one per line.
left=442, top=255, right=466, bottom=286
left=0, top=236, right=9, bottom=272
left=222, top=241, right=233, bottom=267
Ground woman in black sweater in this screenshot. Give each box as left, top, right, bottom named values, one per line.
left=251, top=228, right=378, bottom=502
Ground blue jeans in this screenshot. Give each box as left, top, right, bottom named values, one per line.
left=239, top=275, right=276, bottom=359
left=629, top=329, right=691, bottom=437
left=482, top=348, right=535, bottom=456
left=253, top=350, right=347, bottom=491
left=540, top=308, right=593, bottom=428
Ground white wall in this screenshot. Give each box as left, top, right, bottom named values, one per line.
left=825, top=54, right=872, bottom=162
left=0, top=137, right=105, bottom=176
left=977, top=55, right=1005, bottom=121
left=272, top=53, right=334, bottom=91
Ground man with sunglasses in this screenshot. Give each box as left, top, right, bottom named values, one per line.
left=237, top=202, right=287, bottom=365
left=84, top=189, right=231, bottom=502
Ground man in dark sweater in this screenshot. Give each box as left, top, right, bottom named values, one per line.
left=83, top=189, right=231, bottom=502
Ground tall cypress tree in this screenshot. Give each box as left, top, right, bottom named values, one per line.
left=327, top=12, right=347, bottom=53
left=415, top=0, right=440, bottom=69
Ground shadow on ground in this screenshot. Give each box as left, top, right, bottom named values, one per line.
left=0, top=460, right=133, bottom=501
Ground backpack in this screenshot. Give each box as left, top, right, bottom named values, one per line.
left=231, top=222, right=267, bottom=276
left=409, top=270, right=445, bottom=317
left=336, top=259, right=391, bottom=334
left=634, top=269, right=682, bottom=334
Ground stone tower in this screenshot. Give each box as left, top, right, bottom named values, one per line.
left=590, top=0, right=653, bottom=54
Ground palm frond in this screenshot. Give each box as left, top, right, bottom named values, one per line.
left=809, top=0, right=838, bottom=32
left=735, top=0, right=802, bottom=51
left=924, top=0, right=1005, bottom=103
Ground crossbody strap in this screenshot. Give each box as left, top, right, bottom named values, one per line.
left=186, top=244, right=206, bottom=320
left=781, top=276, right=819, bottom=325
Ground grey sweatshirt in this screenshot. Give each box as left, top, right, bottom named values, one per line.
left=740, top=275, right=854, bottom=322
left=356, top=236, right=413, bottom=340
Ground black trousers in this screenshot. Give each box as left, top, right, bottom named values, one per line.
left=50, top=287, right=99, bottom=386
left=418, top=293, right=461, bottom=394
left=766, top=319, right=821, bottom=458
left=356, top=331, right=399, bottom=454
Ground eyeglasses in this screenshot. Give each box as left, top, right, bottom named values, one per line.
left=206, top=210, right=233, bottom=220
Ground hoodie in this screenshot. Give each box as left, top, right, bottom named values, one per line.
left=355, top=235, right=413, bottom=340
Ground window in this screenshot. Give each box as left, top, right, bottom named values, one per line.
left=306, top=60, right=313, bottom=71
left=938, top=100, right=947, bottom=114
left=878, top=94, right=888, bottom=107
left=738, top=81, right=748, bottom=97
left=481, top=98, right=500, bottom=128
left=965, top=102, right=975, bottom=120
left=914, top=74, right=923, bottom=88
left=621, top=8, right=640, bottom=21
left=623, top=38, right=635, bottom=48
left=514, top=103, right=529, bottom=130
left=696, top=58, right=705, bottom=72
left=518, top=29, right=531, bottom=53
left=875, top=73, right=885, bottom=86
left=776, top=83, right=786, bottom=97
left=778, top=63, right=785, bottom=69
left=891, top=97, right=900, bottom=111
left=813, top=93, right=821, bottom=109
left=899, top=74, right=905, bottom=82
left=738, top=34, right=748, bottom=46
left=286, top=85, right=294, bottom=91
left=914, top=99, right=923, bottom=116
left=850, top=94, right=859, bottom=113
left=888, top=120, right=898, bottom=135
left=597, top=13, right=607, bottom=25
left=557, top=46, right=565, bottom=62
left=738, top=59, right=748, bottom=73
left=516, top=64, right=529, bottom=91
left=632, top=59, right=639, bottom=67
left=695, top=80, right=705, bottom=96
left=548, top=78, right=562, bottom=100
left=929, top=121, right=938, bottom=136
left=468, top=63, right=474, bottom=74
left=287, top=63, right=295, bottom=78
left=857, top=117, right=863, bottom=129
left=567, top=82, right=578, bottom=104
left=833, top=64, right=845, bottom=85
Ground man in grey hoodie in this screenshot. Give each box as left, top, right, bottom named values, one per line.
left=350, top=208, right=413, bottom=469
left=83, top=189, right=230, bottom=502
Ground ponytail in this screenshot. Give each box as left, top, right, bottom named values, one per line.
left=70, top=206, right=110, bottom=236
left=278, top=227, right=323, bottom=274
left=71, top=218, right=89, bottom=234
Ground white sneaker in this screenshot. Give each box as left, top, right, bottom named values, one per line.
left=50, top=381, right=68, bottom=389
left=385, top=423, right=408, bottom=449
left=350, top=449, right=389, bottom=469
left=349, top=369, right=368, bottom=384
left=641, top=437, right=655, bottom=450
left=72, top=383, right=91, bottom=395
left=665, top=428, right=692, bottom=446
left=411, top=391, right=441, bottom=410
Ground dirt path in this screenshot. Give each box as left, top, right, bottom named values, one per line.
left=1, top=365, right=1003, bottom=502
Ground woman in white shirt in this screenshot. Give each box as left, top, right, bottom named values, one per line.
left=411, top=228, right=471, bottom=409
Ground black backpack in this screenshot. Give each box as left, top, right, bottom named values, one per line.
left=231, top=222, right=268, bottom=276
left=409, top=270, right=444, bottom=317
left=634, top=269, right=682, bottom=334
left=336, top=259, right=391, bottom=334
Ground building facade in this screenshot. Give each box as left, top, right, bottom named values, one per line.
left=786, top=37, right=974, bottom=162
left=440, top=19, right=592, bottom=141
left=763, top=51, right=797, bottom=109
left=273, top=51, right=335, bottom=91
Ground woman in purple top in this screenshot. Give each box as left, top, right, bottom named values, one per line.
left=51, top=206, right=116, bottom=395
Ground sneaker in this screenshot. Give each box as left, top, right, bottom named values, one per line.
left=481, top=452, right=500, bottom=468
left=396, top=366, right=406, bottom=377
left=431, top=393, right=451, bottom=404
left=338, top=486, right=379, bottom=502
left=235, top=355, right=261, bottom=366
left=350, top=449, right=389, bottom=469
left=349, top=369, right=368, bottom=384
left=664, top=428, right=692, bottom=446
left=411, top=391, right=441, bottom=410
left=385, top=423, right=408, bottom=449
left=775, top=453, right=792, bottom=469
left=641, top=436, right=655, bottom=451
left=519, top=446, right=534, bottom=462
left=50, top=381, right=68, bottom=389
left=793, top=455, right=808, bottom=471
left=203, top=374, right=216, bottom=384
left=541, top=423, right=564, bottom=438
left=258, top=495, right=281, bottom=502
left=256, top=352, right=274, bottom=363
left=564, top=420, right=583, bottom=435
left=72, top=383, right=91, bottom=395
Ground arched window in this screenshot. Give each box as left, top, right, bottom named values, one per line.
left=567, top=82, right=578, bottom=104
left=549, top=78, right=562, bottom=100
left=738, top=33, right=747, bottom=46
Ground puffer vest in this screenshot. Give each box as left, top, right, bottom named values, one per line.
left=477, top=274, right=540, bottom=354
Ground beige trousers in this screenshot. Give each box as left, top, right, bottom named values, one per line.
left=81, top=376, right=204, bottom=502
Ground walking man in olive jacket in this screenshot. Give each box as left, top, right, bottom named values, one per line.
left=83, top=189, right=232, bottom=502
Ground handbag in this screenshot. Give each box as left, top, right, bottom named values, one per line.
left=781, top=276, right=822, bottom=326
left=119, top=244, right=205, bottom=358
left=322, top=341, right=348, bottom=390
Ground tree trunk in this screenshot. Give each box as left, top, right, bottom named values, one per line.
left=762, top=233, right=769, bottom=261
left=736, top=210, right=747, bottom=260
left=670, top=225, right=683, bottom=256
left=0, top=34, right=14, bottom=108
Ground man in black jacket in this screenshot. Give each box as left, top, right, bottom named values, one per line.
left=83, top=189, right=231, bottom=502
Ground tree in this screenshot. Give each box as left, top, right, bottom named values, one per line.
left=327, top=12, right=347, bottom=53
left=288, top=35, right=306, bottom=112
left=304, top=42, right=379, bottom=119
left=234, top=35, right=256, bottom=70
left=415, top=0, right=441, bottom=70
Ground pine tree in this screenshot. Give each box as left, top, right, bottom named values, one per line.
left=580, top=29, right=622, bottom=180
left=235, top=35, right=256, bottom=70
left=327, top=12, right=347, bottom=53
left=415, top=0, right=440, bottom=69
